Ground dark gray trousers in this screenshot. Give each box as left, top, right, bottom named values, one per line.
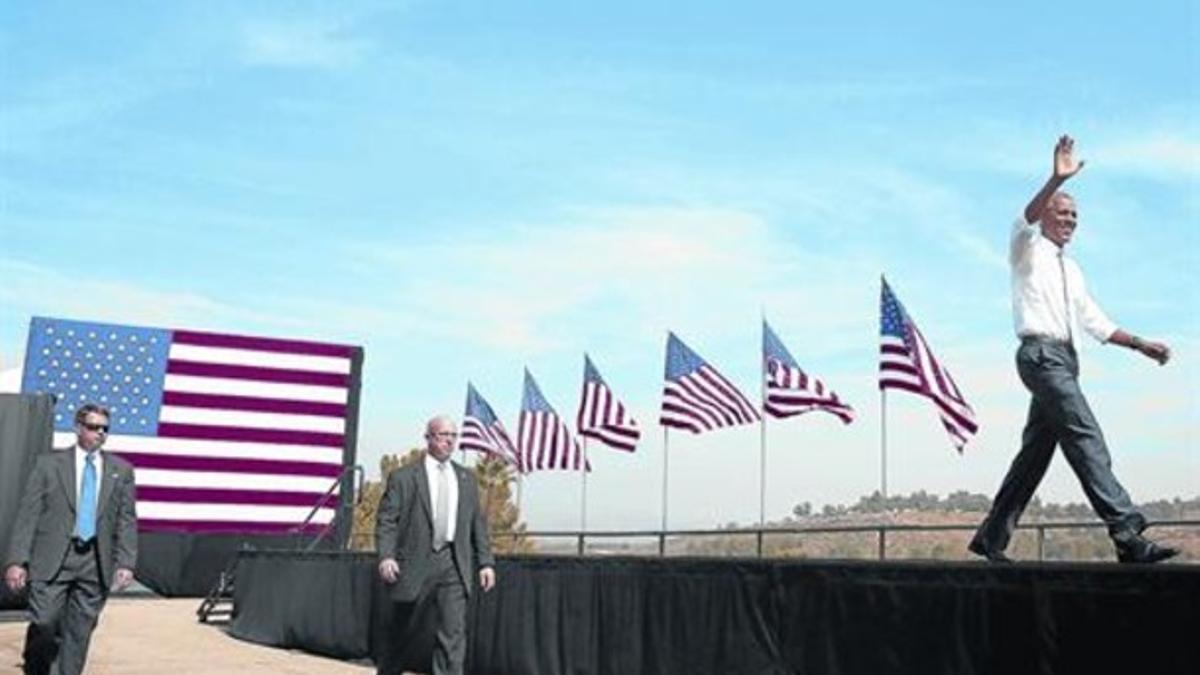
left=428, top=547, right=467, bottom=675
left=972, top=338, right=1146, bottom=553
left=22, top=542, right=107, bottom=675
left=375, top=547, right=467, bottom=675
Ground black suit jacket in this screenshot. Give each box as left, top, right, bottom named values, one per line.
left=5, top=447, right=138, bottom=589
left=375, top=457, right=495, bottom=602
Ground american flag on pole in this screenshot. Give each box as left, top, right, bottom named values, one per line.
left=518, top=369, right=587, bottom=472
left=576, top=354, right=640, bottom=452
left=762, top=319, right=854, bottom=424
left=20, top=316, right=361, bottom=534
left=659, top=332, right=759, bottom=433
left=878, top=278, right=978, bottom=451
left=460, top=382, right=520, bottom=469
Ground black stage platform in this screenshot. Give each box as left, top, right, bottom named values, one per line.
left=229, top=551, right=1200, bottom=675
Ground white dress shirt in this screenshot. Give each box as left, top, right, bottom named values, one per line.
left=1009, top=216, right=1117, bottom=346
left=74, top=444, right=103, bottom=514
left=424, top=454, right=458, bottom=543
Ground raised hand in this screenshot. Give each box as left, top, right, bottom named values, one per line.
left=1053, top=134, right=1085, bottom=180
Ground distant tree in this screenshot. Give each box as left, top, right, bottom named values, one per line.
left=349, top=449, right=532, bottom=554
left=944, top=490, right=990, bottom=512
left=792, top=502, right=812, bottom=518
left=473, top=454, right=533, bottom=554
left=854, top=491, right=888, bottom=514
left=350, top=449, right=423, bottom=551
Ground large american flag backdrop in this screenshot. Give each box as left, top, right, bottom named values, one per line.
left=20, top=316, right=363, bottom=535
left=878, top=279, right=978, bottom=452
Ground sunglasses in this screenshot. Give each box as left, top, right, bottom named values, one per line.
left=81, top=422, right=110, bottom=433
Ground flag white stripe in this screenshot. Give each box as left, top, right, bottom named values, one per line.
left=764, top=358, right=855, bottom=422
left=137, top=502, right=335, bottom=523
left=135, top=468, right=337, bottom=493
left=913, top=332, right=975, bottom=419
left=665, top=382, right=725, bottom=427
left=662, top=393, right=714, bottom=429
left=519, top=410, right=582, bottom=471
left=55, top=432, right=344, bottom=464
left=662, top=387, right=717, bottom=428
left=684, top=375, right=738, bottom=422
left=163, top=374, right=347, bottom=403
left=157, top=405, right=346, bottom=433
left=686, top=370, right=757, bottom=424
left=702, top=369, right=758, bottom=422
left=880, top=337, right=923, bottom=388
left=695, top=369, right=757, bottom=423
left=167, top=344, right=352, bottom=374
left=578, top=380, right=640, bottom=452
left=879, top=307, right=978, bottom=450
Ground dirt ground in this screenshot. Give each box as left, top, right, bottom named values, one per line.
left=0, top=597, right=376, bottom=674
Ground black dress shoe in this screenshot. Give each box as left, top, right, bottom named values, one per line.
left=1116, top=537, right=1180, bottom=564
left=968, top=540, right=1014, bottom=564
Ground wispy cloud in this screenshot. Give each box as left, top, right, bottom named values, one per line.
left=239, top=18, right=371, bottom=69
left=849, top=165, right=1008, bottom=271
left=0, top=258, right=299, bottom=342
left=1095, top=134, right=1200, bottom=180
left=333, top=204, right=878, bottom=357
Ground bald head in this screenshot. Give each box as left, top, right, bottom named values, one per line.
left=424, top=415, right=458, bottom=462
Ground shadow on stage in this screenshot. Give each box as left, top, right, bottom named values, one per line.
left=227, top=550, right=1199, bottom=675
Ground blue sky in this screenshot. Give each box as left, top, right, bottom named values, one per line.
left=2, top=1, right=1197, bottom=530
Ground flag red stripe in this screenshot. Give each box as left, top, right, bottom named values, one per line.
left=138, top=486, right=332, bottom=507
left=157, top=422, right=344, bottom=447
left=664, top=386, right=725, bottom=427
left=579, top=427, right=637, bottom=451
left=111, top=451, right=342, bottom=477
left=660, top=417, right=702, bottom=433
left=167, top=360, right=349, bottom=387
left=697, top=368, right=758, bottom=422
left=161, top=391, right=347, bottom=417
left=675, top=378, right=736, bottom=426
left=172, top=330, right=356, bottom=358
left=660, top=401, right=710, bottom=431
left=138, top=519, right=328, bottom=535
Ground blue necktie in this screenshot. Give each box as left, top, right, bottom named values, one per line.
left=76, top=453, right=97, bottom=541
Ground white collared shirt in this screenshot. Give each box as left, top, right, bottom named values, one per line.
left=73, top=444, right=103, bottom=513
left=424, top=453, right=458, bottom=543
left=1010, top=216, right=1117, bottom=346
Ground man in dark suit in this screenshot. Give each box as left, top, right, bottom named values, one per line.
left=4, top=402, right=138, bottom=675
left=375, top=415, right=496, bottom=675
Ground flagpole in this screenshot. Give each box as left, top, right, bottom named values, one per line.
left=759, top=309, right=767, bottom=530
left=759, top=379, right=767, bottom=530
left=580, top=438, right=589, bottom=534
left=880, top=389, right=888, bottom=499
left=661, top=427, right=670, bottom=538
